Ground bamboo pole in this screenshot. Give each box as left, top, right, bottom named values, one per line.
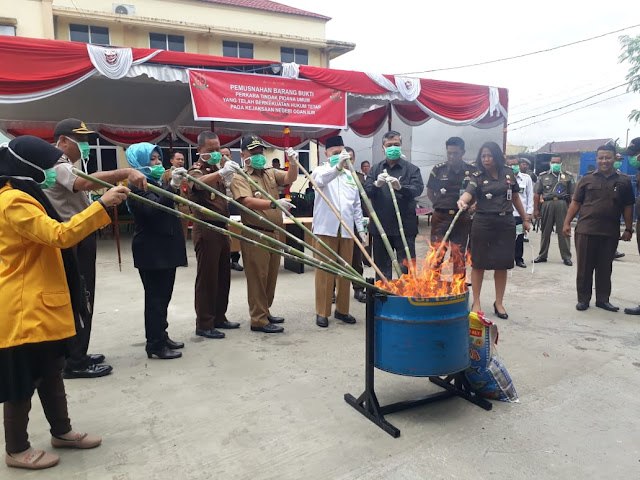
left=181, top=171, right=355, bottom=277
left=432, top=208, right=464, bottom=266
left=383, top=168, right=416, bottom=277
left=229, top=157, right=362, bottom=279
left=293, top=158, right=390, bottom=285
left=344, top=158, right=404, bottom=279
left=73, top=169, right=391, bottom=294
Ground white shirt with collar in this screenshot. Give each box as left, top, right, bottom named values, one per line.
left=513, top=171, right=533, bottom=217
left=312, top=162, right=364, bottom=238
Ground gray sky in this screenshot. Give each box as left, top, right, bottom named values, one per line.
left=284, top=0, right=640, bottom=151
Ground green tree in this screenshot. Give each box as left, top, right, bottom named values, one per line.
left=620, top=34, right=640, bottom=122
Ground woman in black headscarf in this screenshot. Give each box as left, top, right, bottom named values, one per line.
left=0, top=136, right=129, bottom=470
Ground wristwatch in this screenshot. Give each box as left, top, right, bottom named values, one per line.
left=270, top=201, right=277, bottom=209
left=625, top=227, right=634, bottom=233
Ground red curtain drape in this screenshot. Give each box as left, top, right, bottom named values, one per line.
left=349, top=106, right=390, bottom=136
left=6, top=127, right=55, bottom=143
left=416, top=79, right=490, bottom=121
left=98, top=127, right=169, bottom=145
left=298, top=65, right=388, bottom=95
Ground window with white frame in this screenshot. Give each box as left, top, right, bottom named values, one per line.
left=0, top=25, right=16, bottom=36
left=223, top=40, right=253, bottom=59
left=69, top=24, right=110, bottom=45
left=149, top=33, right=185, bottom=52
left=86, top=137, right=118, bottom=174
left=280, top=47, right=308, bottom=65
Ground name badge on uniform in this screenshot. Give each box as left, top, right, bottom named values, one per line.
left=483, top=180, right=489, bottom=184
left=506, top=189, right=512, bottom=201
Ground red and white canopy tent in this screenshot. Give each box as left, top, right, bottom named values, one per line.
left=0, top=35, right=508, bottom=150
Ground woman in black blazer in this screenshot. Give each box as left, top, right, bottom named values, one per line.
left=126, top=143, right=187, bottom=359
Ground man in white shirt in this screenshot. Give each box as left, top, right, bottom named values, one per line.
left=312, top=136, right=366, bottom=328
left=507, top=156, right=533, bottom=268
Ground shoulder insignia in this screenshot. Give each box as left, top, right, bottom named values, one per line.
left=434, top=162, right=446, bottom=168
left=472, top=171, right=482, bottom=177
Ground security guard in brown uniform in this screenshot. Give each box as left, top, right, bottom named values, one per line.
left=533, top=154, right=575, bottom=265
left=188, top=131, right=242, bottom=339
left=426, top=137, right=476, bottom=277
left=563, top=144, right=634, bottom=312
left=230, top=136, right=298, bottom=333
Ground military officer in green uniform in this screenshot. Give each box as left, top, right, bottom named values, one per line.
left=533, top=154, right=575, bottom=266
left=426, top=137, right=476, bottom=277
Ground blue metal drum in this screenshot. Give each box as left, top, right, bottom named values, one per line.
left=373, top=292, right=470, bottom=377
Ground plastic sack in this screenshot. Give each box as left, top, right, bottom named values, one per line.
left=465, top=311, right=519, bottom=403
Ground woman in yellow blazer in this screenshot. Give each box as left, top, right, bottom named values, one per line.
left=0, top=136, right=129, bottom=470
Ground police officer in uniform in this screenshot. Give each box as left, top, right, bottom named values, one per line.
left=426, top=137, right=476, bottom=277
left=230, top=136, right=298, bottom=333
left=533, top=154, right=575, bottom=266
left=188, top=132, right=241, bottom=339
left=563, top=144, right=634, bottom=312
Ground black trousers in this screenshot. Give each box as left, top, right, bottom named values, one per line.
left=430, top=210, right=471, bottom=277
left=514, top=216, right=524, bottom=262
left=66, top=233, right=97, bottom=370
left=575, top=233, right=618, bottom=304
left=4, top=357, right=71, bottom=454
left=372, top=234, right=416, bottom=281
left=138, top=269, right=177, bottom=351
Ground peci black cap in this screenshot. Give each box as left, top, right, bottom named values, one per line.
left=623, top=137, right=640, bottom=157
left=53, top=118, right=95, bottom=138
left=325, top=135, right=344, bottom=149
left=240, top=135, right=266, bottom=151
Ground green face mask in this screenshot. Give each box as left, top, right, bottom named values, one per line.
left=385, top=146, right=402, bottom=161
left=630, top=156, right=640, bottom=168
left=550, top=163, right=562, bottom=174
left=329, top=155, right=340, bottom=167
left=148, top=164, right=165, bottom=180
left=205, top=151, right=222, bottom=165
left=67, top=137, right=91, bottom=160
left=614, top=161, right=622, bottom=169
left=511, top=165, right=520, bottom=174
left=39, top=168, right=57, bottom=189
left=249, top=154, right=267, bottom=169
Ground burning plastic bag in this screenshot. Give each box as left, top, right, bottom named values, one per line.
left=465, top=312, right=519, bottom=403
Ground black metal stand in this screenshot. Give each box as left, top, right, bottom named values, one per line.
left=344, top=279, right=492, bottom=438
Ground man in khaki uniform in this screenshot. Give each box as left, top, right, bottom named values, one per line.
left=533, top=155, right=575, bottom=265
left=230, top=136, right=298, bottom=333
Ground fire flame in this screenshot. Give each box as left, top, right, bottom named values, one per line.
left=376, top=242, right=469, bottom=297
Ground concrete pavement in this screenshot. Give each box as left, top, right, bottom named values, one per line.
left=5, top=218, right=640, bottom=479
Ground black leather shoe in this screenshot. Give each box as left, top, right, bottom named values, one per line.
left=231, top=261, right=244, bottom=271
left=595, top=301, right=619, bottom=312
left=576, top=302, right=589, bottom=311
left=165, top=338, right=184, bottom=349
left=563, top=259, right=573, bottom=266
left=334, top=311, right=357, bottom=324
left=217, top=320, right=240, bottom=329
left=624, top=306, right=640, bottom=315
left=354, top=290, right=367, bottom=303
left=523, top=237, right=530, bottom=243
left=267, top=315, right=285, bottom=324
left=88, top=353, right=105, bottom=365
left=533, top=257, right=547, bottom=263
left=63, top=364, right=113, bottom=379
left=147, top=347, right=182, bottom=360
left=515, top=260, right=526, bottom=268
left=250, top=323, right=284, bottom=333
left=316, top=315, right=329, bottom=328
left=493, top=302, right=508, bottom=319
left=195, top=328, right=226, bottom=339
left=614, top=251, right=625, bottom=259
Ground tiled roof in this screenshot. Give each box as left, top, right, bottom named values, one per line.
left=196, top=0, right=331, bottom=20
left=535, top=138, right=614, bottom=153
